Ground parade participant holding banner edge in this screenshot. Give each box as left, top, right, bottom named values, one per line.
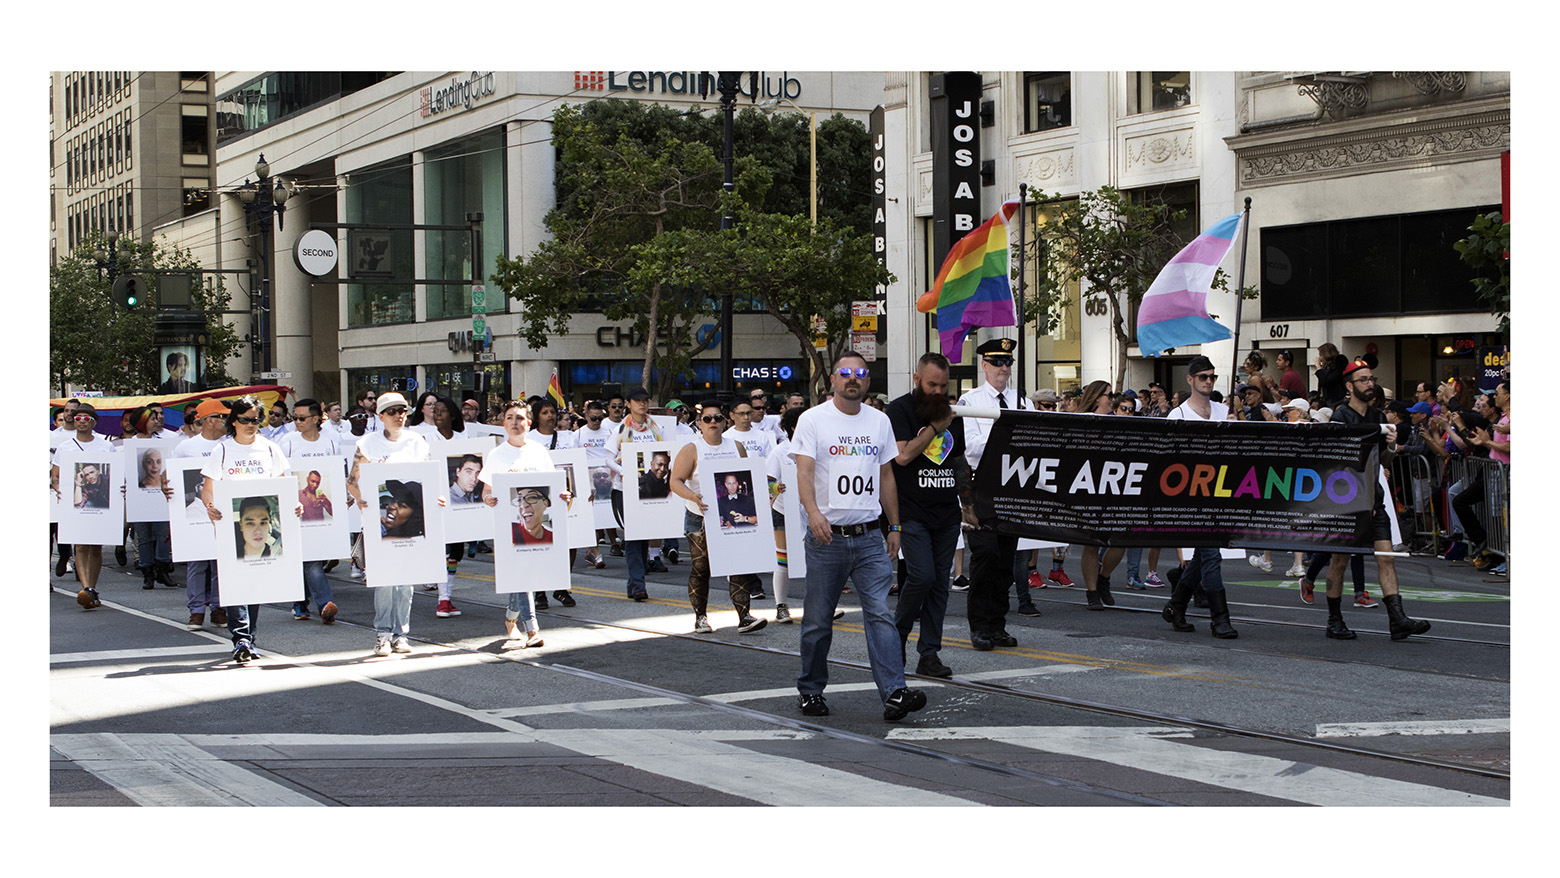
left=1160, top=357, right=1239, bottom=639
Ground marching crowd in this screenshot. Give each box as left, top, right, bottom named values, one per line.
left=49, top=339, right=1507, bottom=721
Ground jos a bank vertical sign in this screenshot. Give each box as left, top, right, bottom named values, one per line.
left=930, top=72, right=983, bottom=270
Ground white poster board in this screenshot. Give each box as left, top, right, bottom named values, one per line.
left=780, top=457, right=808, bottom=580
left=360, top=460, right=447, bottom=587
left=436, top=438, right=500, bottom=543
left=55, top=447, right=125, bottom=546
left=491, top=471, right=570, bottom=593
left=167, top=457, right=218, bottom=561
left=212, top=476, right=304, bottom=606
left=289, top=454, right=351, bottom=563
left=700, top=455, right=777, bottom=577
left=590, top=457, right=616, bottom=532
left=621, top=441, right=683, bottom=540
left=463, top=423, right=505, bottom=439
left=123, top=438, right=178, bottom=522
left=548, top=446, right=597, bottom=550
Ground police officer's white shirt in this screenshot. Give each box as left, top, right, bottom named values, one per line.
left=957, top=381, right=1033, bottom=472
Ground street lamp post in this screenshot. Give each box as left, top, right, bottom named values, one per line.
left=92, top=229, right=127, bottom=317
left=238, top=154, right=291, bottom=374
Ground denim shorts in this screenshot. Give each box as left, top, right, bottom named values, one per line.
left=771, top=508, right=785, bottom=529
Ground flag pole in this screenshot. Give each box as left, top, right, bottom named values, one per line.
left=1015, top=183, right=1028, bottom=401
left=1226, top=197, right=1253, bottom=398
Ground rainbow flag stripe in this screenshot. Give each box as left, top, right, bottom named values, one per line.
left=917, top=201, right=1020, bottom=360
left=1136, top=213, right=1241, bottom=358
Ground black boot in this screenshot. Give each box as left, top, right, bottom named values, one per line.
left=141, top=567, right=155, bottom=589
left=1193, top=581, right=1210, bottom=609
left=1085, top=589, right=1104, bottom=611
left=1324, top=595, right=1356, bottom=639
left=1095, top=575, right=1115, bottom=606
left=1382, top=593, right=1430, bottom=641
left=155, top=561, right=176, bottom=587
left=1205, top=591, right=1238, bottom=639
left=1161, top=579, right=1195, bottom=632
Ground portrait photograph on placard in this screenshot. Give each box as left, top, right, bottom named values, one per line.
left=622, top=441, right=683, bottom=541
left=167, top=457, right=217, bottom=562
left=439, top=437, right=499, bottom=543
left=213, top=476, right=302, bottom=606
left=57, top=449, right=124, bottom=547
left=290, top=455, right=351, bottom=563
left=125, top=438, right=176, bottom=523
left=491, top=470, right=569, bottom=593
left=548, top=446, right=595, bottom=550
left=699, top=457, right=776, bottom=578
left=359, top=460, right=446, bottom=587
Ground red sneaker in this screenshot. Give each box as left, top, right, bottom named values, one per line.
left=1047, top=568, right=1074, bottom=588
left=1298, top=577, right=1315, bottom=605
left=1027, top=570, right=1044, bottom=589
left=436, top=600, right=461, bottom=617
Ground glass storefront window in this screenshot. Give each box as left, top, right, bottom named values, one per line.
left=425, top=363, right=509, bottom=422
left=1023, top=72, right=1071, bottom=133
left=345, top=158, right=415, bottom=327
left=345, top=365, right=418, bottom=403
left=424, top=129, right=507, bottom=321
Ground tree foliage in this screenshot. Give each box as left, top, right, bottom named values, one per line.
left=49, top=231, right=242, bottom=396
left=1453, top=211, right=1510, bottom=339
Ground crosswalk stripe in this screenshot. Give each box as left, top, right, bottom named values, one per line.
left=1315, top=718, right=1510, bottom=738
left=888, top=726, right=1505, bottom=806
left=51, top=733, right=324, bottom=806
left=51, top=645, right=233, bottom=664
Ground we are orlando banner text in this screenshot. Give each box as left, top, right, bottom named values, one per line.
left=972, top=413, right=1381, bottom=551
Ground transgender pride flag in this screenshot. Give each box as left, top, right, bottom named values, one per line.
left=1136, top=213, right=1242, bottom=358
left=917, top=201, right=1020, bottom=360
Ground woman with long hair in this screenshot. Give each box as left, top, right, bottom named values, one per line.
left=1070, top=379, right=1125, bottom=609
left=407, top=392, right=468, bottom=617
left=1075, top=380, right=1113, bottom=417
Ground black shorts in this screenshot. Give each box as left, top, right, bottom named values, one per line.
left=771, top=508, right=785, bottom=529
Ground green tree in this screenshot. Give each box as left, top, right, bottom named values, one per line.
left=1453, top=210, right=1510, bottom=339
left=1022, top=187, right=1250, bottom=383
left=50, top=231, right=242, bottom=396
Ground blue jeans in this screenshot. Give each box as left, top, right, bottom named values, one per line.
left=134, top=522, right=170, bottom=569
left=373, top=585, right=414, bottom=639
left=185, top=559, right=219, bottom=614
left=506, top=590, right=536, bottom=625
left=798, top=528, right=906, bottom=701
left=893, top=519, right=956, bottom=659
left=611, top=489, right=648, bottom=595
left=1178, top=547, right=1225, bottom=593
left=223, top=602, right=260, bottom=646
left=295, top=560, right=334, bottom=614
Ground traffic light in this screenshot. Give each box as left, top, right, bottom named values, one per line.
left=111, top=274, right=145, bottom=310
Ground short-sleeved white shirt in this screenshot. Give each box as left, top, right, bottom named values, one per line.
left=479, top=440, right=556, bottom=485
left=279, top=431, right=341, bottom=459
left=354, top=430, right=430, bottom=465
left=201, top=436, right=291, bottom=482
left=788, top=401, right=895, bottom=526
left=725, top=426, right=774, bottom=461
left=1166, top=399, right=1230, bottom=422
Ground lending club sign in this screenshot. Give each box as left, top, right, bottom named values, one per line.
left=421, top=72, right=497, bottom=118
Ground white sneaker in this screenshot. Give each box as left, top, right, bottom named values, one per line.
left=350, top=566, right=362, bottom=579
left=373, top=637, right=391, bottom=657
left=391, top=637, right=412, bottom=654
left=1284, top=564, right=1306, bottom=578
left=693, top=615, right=714, bottom=634
left=1247, top=555, right=1273, bottom=573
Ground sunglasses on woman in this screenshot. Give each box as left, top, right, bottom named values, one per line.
left=233, top=416, right=261, bottom=425
left=700, top=415, right=725, bottom=424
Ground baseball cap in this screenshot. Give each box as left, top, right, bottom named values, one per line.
left=1407, top=401, right=1433, bottom=415
left=1282, top=398, right=1311, bottom=414
left=193, top=399, right=230, bottom=419
left=1342, top=359, right=1371, bottom=377
left=666, top=399, right=686, bottom=411
left=625, top=386, right=651, bottom=402
left=376, top=391, right=409, bottom=414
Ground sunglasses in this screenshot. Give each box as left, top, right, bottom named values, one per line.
left=699, top=415, right=725, bottom=424
left=983, top=357, right=1014, bottom=367
left=1117, top=405, right=1134, bottom=412
left=1193, top=372, right=1218, bottom=382
left=382, top=407, right=408, bottom=416
left=837, top=367, right=869, bottom=378
left=1037, top=403, right=1056, bottom=410
left=233, top=416, right=261, bottom=425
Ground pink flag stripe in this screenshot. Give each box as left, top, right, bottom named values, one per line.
left=1165, top=234, right=1239, bottom=267
left=1138, top=288, right=1215, bottom=325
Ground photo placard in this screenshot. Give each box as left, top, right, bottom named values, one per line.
left=167, top=457, right=218, bottom=561
left=590, top=458, right=615, bottom=532
left=289, top=454, right=351, bottom=562
left=437, top=438, right=502, bottom=543
left=213, top=476, right=304, bottom=606
left=491, top=470, right=570, bottom=593
left=359, top=460, right=447, bottom=587
left=780, top=457, right=808, bottom=580
left=699, top=455, right=777, bottom=577
left=547, top=446, right=596, bottom=550
left=123, top=438, right=178, bottom=522
left=55, top=447, right=125, bottom=546
left=621, top=441, right=683, bottom=540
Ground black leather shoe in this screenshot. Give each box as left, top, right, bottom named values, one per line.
left=915, top=655, right=953, bottom=678
left=799, top=693, right=829, bottom=716
left=55, top=552, right=68, bottom=577
left=115, top=545, right=128, bottom=567
left=883, top=687, right=927, bottom=721
left=1017, top=604, right=1041, bottom=617
left=1096, top=575, right=1116, bottom=606
left=534, top=592, right=549, bottom=610
left=990, top=631, right=1017, bottom=648
left=553, top=590, right=576, bottom=608
left=1325, top=618, right=1357, bottom=639
left=1086, top=590, right=1104, bottom=611
left=970, top=633, right=995, bottom=651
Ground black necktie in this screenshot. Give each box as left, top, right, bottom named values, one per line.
left=996, top=392, right=1008, bottom=409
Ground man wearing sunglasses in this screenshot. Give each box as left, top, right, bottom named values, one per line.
left=956, top=337, right=1034, bottom=651
left=575, top=399, right=617, bottom=566
left=792, top=352, right=926, bottom=722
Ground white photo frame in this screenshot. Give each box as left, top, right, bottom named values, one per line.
left=213, top=476, right=304, bottom=606
left=491, top=470, right=570, bottom=593
left=548, top=446, right=596, bottom=550
left=167, top=457, right=218, bottom=561
left=437, top=438, right=502, bottom=543
left=700, top=455, right=777, bottom=577
left=780, top=457, right=808, bottom=580
left=289, top=454, right=351, bottom=563
left=621, top=441, right=683, bottom=540
left=123, top=438, right=178, bottom=522
left=359, top=460, right=447, bottom=587
left=56, top=447, right=125, bottom=546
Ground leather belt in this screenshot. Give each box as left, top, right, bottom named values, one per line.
left=828, top=523, right=873, bottom=537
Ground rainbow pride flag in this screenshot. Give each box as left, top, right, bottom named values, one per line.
left=917, top=200, right=1019, bottom=360
left=1136, top=213, right=1242, bottom=358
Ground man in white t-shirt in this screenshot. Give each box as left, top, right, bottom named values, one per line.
left=279, top=398, right=342, bottom=624
left=1160, top=356, right=1238, bottom=639
left=168, top=399, right=232, bottom=629
left=574, top=398, right=617, bottom=566
left=745, top=388, right=785, bottom=444
left=725, top=397, right=775, bottom=462
left=791, top=352, right=926, bottom=723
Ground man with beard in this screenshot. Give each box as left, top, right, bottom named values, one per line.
left=1315, top=361, right=1432, bottom=641
left=956, top=338, right=1034, bottom=650
left=792, top=351, right=925, bottom=722
left=888, top=352, right=973, bottom=679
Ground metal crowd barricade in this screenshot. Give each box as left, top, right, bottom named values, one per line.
left=1465, top=456, right=1510, bottom=562
left=1389, top=453, right=1442, bottom=555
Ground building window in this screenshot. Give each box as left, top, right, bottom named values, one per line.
left=1129, top=71, right=1191, bottom=114
left=1260, top=205, right=1500, bottom=321
left=423, top=129, right=507, bottom=321
left=345, top=366, right=418, bottom=400
left=1023, top=72, right=1071, bottom=133
left=181, top=109, right=209, bottom=161
left=345, top=158, right=415, bottom=327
